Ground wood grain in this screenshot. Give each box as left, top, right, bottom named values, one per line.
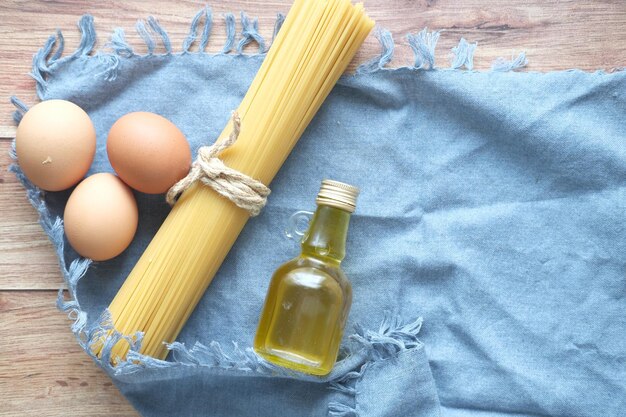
left=1, top=0, right=625, bottom=134
left=0, top=291, right=138, bottom=416
left=0, top=142, right=65, bottom=290
left=0, top=0, right=624, bottom=416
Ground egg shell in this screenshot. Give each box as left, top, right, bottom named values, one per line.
left=107, top=112, right=192, bottom=194
left=64, top=173, right=138, bottom=261
left=15, top=100, right=96, bottom=191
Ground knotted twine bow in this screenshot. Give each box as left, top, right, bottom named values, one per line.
left=166, top=112, right=270, bottom=216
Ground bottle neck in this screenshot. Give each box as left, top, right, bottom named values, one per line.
left=301, top=204, right=352, bottom=264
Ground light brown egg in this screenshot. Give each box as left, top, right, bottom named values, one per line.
left=107, top=112, right=191, bottom=194
left=64, top=173, right=138, bottom=261
left=15, top=99, right=96, bottom=191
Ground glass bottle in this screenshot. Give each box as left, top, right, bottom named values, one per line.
left=254, top=180, right=359, bottom=376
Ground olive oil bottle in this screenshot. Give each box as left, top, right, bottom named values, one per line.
left=254, top=180, right=359, bottom=376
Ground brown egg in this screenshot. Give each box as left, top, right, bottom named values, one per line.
left=64, top=173, right=138, bottom=261
left=15, top=99, right=96, bottom=191
left=107, top=112, right=191, bottom=194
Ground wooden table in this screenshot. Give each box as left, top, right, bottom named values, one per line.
left=1, top=1, right=624, bottom=415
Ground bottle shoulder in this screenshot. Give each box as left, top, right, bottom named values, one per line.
left=273, top=256, right=351, bottom=290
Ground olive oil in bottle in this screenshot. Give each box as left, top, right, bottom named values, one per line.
left=254, top=180, right=359, bottom=376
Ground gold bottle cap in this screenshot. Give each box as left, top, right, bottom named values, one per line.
left=316, top=179, right=359, bottom=213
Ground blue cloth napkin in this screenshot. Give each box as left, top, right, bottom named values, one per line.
left=11, top=11, right=626, bottom=417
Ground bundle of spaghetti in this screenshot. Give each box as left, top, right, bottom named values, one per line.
left=100, top=0, right=374, bottom=361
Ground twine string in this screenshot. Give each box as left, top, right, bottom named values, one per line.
left=166, top=112, right=270, bottom=216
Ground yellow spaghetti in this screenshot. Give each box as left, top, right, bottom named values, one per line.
left=102, top=0, right=374, bottom=361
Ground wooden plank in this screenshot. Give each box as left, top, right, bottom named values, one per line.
left=0, top=291, right=138, bottom=417
left=0, top=140, right=65, bottom=290
left=0, top=127, right=15, bottom=139
left=1, top=0, right=625, bottom=135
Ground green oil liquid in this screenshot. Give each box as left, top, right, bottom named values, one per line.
left=254, top=205, right=353, bottom=376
